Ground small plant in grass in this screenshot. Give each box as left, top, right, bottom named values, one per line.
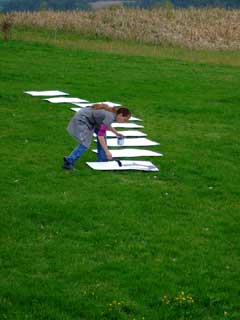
left=101, top=300, right=142, bottom=320
left=160, top=291, right=196, bottom=319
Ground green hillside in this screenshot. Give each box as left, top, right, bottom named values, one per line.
left=0, top=38, right=240, bottom=320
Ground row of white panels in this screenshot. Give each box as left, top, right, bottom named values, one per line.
left=25, top=90, right=163, bottom=171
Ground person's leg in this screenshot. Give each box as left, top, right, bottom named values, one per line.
left=94, top=129, right=108, bottom=162
left=63, top=143, right=87, bottom=169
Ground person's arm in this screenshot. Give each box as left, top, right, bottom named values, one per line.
left=98, top=124, right=112, bottom=160
left=108, top=125, right=124, bottom=137
left=98, top=136, right=112, bottom=160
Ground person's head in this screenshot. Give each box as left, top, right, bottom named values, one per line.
left=116, top=107, right=131, bottom=123
left=91, top=104, right=131, bottom=122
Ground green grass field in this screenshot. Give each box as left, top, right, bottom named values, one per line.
left=0, top=37, right=240, bottom=320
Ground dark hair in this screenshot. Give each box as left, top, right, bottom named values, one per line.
left=91, top=104, right=131, bottom=117
left=117, top=107, right=131, bottom=117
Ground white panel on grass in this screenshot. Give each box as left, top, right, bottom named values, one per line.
left=44, top=97, right=88, bottom=103
left=92, top=148, right=163, bottom=158
left=87, top=160, right=159, bottom=172
left=105, top=137, right=159, bottom=147
left=70, top=108, right=142, bottom=121
left=71, top=108, right=82, bottom=112
left=94, top=130, right=147, bottom=137
left=129, top=116, right=142, bottom=121
left=111, top=123, right=143, bottom=128
left=25, top=90, right=69, bottom=96
left=73, top=101, right=121, bottom=108
left=72, top=103, right=93, bottom=107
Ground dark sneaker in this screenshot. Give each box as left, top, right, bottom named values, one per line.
left=63, top=157, right=74, bottom=170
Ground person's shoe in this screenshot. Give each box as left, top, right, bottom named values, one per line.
left=63, top=157, right=75, bottom=170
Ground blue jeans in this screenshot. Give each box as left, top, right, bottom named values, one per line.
left=65, top=144, right=87, bottom=165
left=66, top=129, right=108, bottom=164
left=95, top=128, right=108, bottom=162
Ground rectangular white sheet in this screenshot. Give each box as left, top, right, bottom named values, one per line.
left=128, top=116, right=142, bottom=121
left=70, top=108, right=142, bottom=122
left=72, top=103, right=92, bottom=107
left=25, top=90, right=69, bottom=96
left=104, top=137, right=159, bottom=147
left=92, top=148, right=163, bottom=158
left=111, top=123, right=144, bottom=129
left=87, top=160, right=159, bottom=171
left=94, top=130, right=147, bottom=137
left=73, top=101, right=121, bottom=108
left=44, top=97, right=88, bottom=104
left=71, top=107, right=84, bottom=111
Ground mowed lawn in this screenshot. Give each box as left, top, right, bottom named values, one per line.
left=0, top=39, right=239, bottom=320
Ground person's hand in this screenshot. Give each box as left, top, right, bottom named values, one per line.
left=117, top=132, right=124, bottom=137
left=106, top=151, right=113, bottom=160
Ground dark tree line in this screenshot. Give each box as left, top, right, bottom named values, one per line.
left=136, top=0, right=240, bottom=8
left=1, top=0, right=240, bottom=11
left=137, top=0, right=240, bottom=8
left=169, top=0, right=240, bottom=8
left=1, top=0, right=90, bottom=12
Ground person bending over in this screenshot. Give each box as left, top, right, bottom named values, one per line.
left=63, top=104, right=131, bottom=170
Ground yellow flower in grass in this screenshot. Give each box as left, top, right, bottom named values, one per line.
left=162, top=295, right=170, bottom=304
left=187, top=295, right=194, bottom=303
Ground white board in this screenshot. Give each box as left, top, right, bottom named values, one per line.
left=111, top=123, right=144, bottom=129
left=128, top=116, right=142, bottom=121
left=73, top=101, right=121, bottom=108
left=105, top=137, right=159, bottom=147
left=44, top=97, right=88, bottom=103
left=72, top=103, right=92, bottom=107
left=25, top=90, right=69, bottom=96
left=92, top=148, right=163, bottom=158
left=71, top=107, right=84, bottom=111
left=94, top=130, right=147, bottom=137
left=72, top=103, right=93, bottom=107
left=87, top=160, right=159, bottom=171
left=70, top=108, right=142, bottom=121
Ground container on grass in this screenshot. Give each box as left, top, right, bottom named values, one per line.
left=117, top=136, right=125, bottom=146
